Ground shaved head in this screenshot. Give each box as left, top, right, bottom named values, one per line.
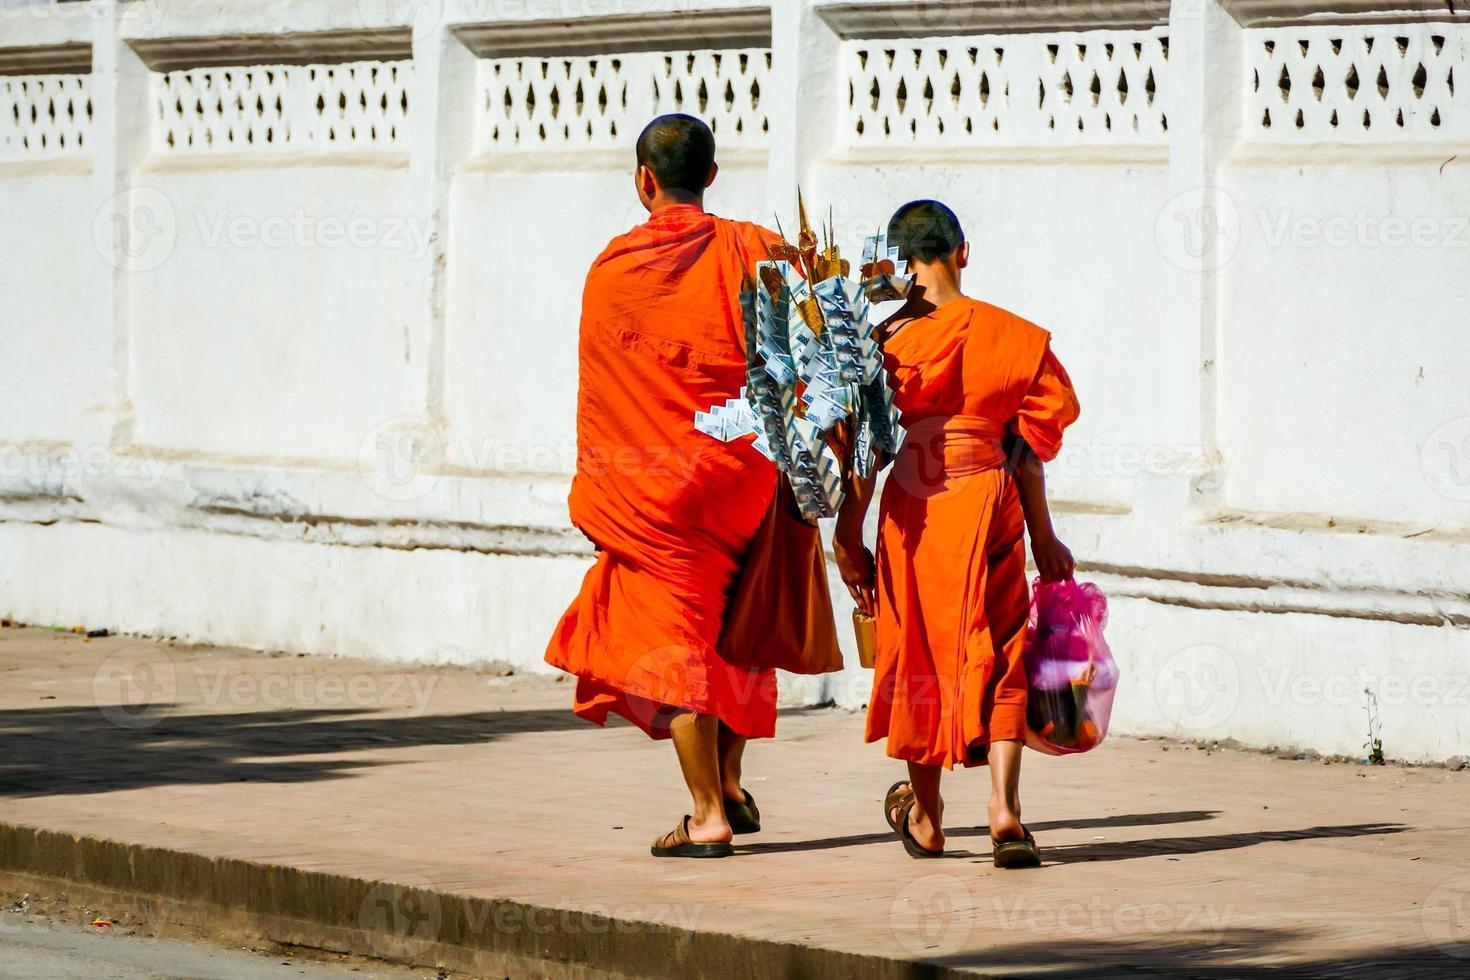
left=636, top=114, right=716, bottom=194
left=888, top=200, right=965, bottom=263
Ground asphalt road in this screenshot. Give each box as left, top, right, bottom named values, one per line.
left=0, top=913, right=437, bottom=980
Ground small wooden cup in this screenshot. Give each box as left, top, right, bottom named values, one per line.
left=852, top=609, right=877, bottom=669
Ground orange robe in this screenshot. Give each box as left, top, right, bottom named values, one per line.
left=867, top=298, right=1080, bottom=768
left=545, top=204, right=782, bottom=740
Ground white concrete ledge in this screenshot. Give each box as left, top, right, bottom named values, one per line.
left=1092, top=568, right=1470, bottom=628
left=441, top=0, right=771, bottom=28
left=0, top=448, right=578, bottom=547
left=3, top=453, right=1467, bottom=628
left=817, top=145, right=1171, bottom=167
left=0, top=42, right=91, bottom=75
left=813, top=0, right=1172, bottom=38
left=4, top=502, right=1467, bottom=629
left=1220, top=0, right=1470, bottom=27
left=1226, top=140, right=1470, bottom=167
left=451, top=8, right=772, bottom=58
left=0, top=156, right=91, bottom=177
left=136, top=150, right=411, bottom=173
left=125, top=29, right=412, bottom=71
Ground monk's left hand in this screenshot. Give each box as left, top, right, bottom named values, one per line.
left=833, top=538, right=877, bottom=615
left=1031, top=532, right=1075, bottom=583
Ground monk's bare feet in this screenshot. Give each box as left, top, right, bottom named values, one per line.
left=685, top=811, right=734, bottom=845
left=889, top=784, right=945, bottom=852
left=988, top=798, right=1025, bottom=843
left=908, top=803, right=945, bottom=852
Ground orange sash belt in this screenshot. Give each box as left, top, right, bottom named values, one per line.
left=891, top=416, right=1008, bottom=489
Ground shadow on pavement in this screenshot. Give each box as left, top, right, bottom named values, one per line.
left=0, top=696, right=873, bottom=799
left=1038, top=822, right=1408, bottom=864
left=742, top=817, right=1408, bottom=866
left=737, top=809, right=1223, bottom=855
left=929, top=927, right=1467, bottom=978
left=0, top=703, right=590, bottom=798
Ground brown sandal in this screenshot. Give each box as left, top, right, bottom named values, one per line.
left=886, top=787, right=943, bottom=859
left=650, top=816, right=734, bottom=858
left=992, top=826, right=1041, bottom=868
left=884, top=781, right=913, bottom=833
left=725, top=789, right=761, bottom=835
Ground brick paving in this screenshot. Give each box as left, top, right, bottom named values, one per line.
left=1, top=625, right=1468, bottom=976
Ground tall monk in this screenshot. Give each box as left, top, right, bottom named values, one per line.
left=545, top=115, right=782, bottom=858
left=833, top=200, right=1080, bottom=867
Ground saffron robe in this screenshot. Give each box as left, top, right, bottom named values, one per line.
left=545, top=204, right=782, bottom=740
left=867, top=298, right=1080, bottom=767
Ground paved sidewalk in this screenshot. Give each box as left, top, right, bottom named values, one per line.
left=1, top=625, right=1468, bottom=977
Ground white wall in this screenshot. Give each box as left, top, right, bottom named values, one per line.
left=1219, top=158, right=1470, bottom=524
left=0, top=171, right=111, bottom=448
left=1, top=0, right=1467, bottom=763
left=128, top=166, right=425, bottom=461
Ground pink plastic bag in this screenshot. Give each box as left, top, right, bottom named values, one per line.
left=1022, top=578, right=1119, bottom=756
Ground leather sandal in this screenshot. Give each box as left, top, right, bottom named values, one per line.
left=884, top=780, right=913, bottom=833
left=724, top=789, right=761, bottom=835
left=992, top=826, right=1041, bottom=868
left=893, top=794, right=944, bottom=858
left=650, top=816, right=734, bottom=858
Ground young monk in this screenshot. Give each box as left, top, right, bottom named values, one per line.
left=545, top=115, right=783, bottom=858
left=833, top=200, right=1080, bottom=866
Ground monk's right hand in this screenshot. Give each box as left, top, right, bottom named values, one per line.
left=833, top=538, right=877, bottom=616
left=1031, top=532, right=1076, bottom=583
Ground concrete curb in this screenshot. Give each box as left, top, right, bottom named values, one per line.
left=0, top=821, right=978, bottom=979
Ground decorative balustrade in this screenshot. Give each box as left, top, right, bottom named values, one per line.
left=0, top=73, right=91, bottom=160
left=842, top=29, right=1170, bottom=147
left=152, top=61, right=412, bottom=154
left=10, top=8, right=1468, bottom=158
left=1244, top=23, right=1469, bottom=141
left=477, top=48, right=770, bottom=150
